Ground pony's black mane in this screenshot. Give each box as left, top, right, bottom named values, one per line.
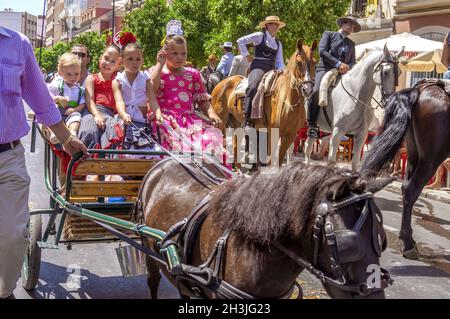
left=209, top=162, right=366, bottom=245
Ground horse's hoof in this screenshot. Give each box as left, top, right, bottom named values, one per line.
left=402, top=246, right=419, bottom=260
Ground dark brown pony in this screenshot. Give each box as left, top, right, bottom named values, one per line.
left=361, top=82, right=450, bottom=259
left=137, top=158, right=393, bottom=299
left=211, top=40, right=317, bottom=166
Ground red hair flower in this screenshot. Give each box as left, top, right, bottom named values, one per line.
left=118, top=31, right=137, bottom=47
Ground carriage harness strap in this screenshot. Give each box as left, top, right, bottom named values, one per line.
left=273, top=192, right=393, bottom=296
left=156, top=194, right=295, bottom=299
left=130, top=157, right=295, bottom=299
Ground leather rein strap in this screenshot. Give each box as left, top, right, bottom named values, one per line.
left=273, top=192, right=393, bottom=296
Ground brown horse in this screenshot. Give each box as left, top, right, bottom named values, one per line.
left=211, top=40, right=317, bottom=167
left=361, top=81, right=450, bottom=259
left=135, top=158, right=394, bottom=299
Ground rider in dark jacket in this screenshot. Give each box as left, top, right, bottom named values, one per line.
left=307, top=16, right=361, bottom=139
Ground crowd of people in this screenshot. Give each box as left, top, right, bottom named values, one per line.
left=1, top=14, right=449, bottom=299
left=40, top=21, right=229, bottom=162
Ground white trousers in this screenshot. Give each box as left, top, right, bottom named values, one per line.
left=247, top=68, right=265, bottom=91
left=0, top=143, right=30, bottom=298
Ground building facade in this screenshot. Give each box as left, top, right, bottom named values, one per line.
left=394, top=0, right=450, bottom=42
left=45, top=0, right=64, bottom=46
left=349, top=0, right=396, bottom=45
left=45, top=0, right=91, bottom=46
left=393, top=0, right=450, bottom=86
left=37, top=15, right=46, bottom=48
left=0, top=9, right=38, bottom=48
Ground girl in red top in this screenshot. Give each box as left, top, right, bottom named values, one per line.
left=79, top=45, right=121, bottom=148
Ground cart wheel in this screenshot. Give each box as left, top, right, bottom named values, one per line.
left=21, top=214, right=42, bottom=291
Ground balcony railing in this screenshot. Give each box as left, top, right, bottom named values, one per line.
left=351, top=0, right=380, bottom=17
left=350, top=0, right=394, bottom=19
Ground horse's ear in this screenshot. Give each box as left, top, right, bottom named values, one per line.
left=364, top=177, right=396, bottom=194
left=327, top=178, right=352, bottom=201
left=297, top=39, right=303, bottom=51
left=311, top=40, right=318, bottom=52
left=327, top=174, right=366, bottom=201
left=383, top=43, right=391, bottom=58
left=395, top=46, right=405, bottom=61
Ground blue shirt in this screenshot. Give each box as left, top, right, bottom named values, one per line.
left=217, top=52, right=234, bottom=77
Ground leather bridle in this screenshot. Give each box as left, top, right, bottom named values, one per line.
left=373, top=57, right=400, bottom=106
left=286, top=53, right=314, bottom=110
left=273, top=192, right=393, bottom=297
left=340, top=56, right=400, bottom=110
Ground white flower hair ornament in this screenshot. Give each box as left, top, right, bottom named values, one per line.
left=161, top=20, right=184, bottom=47
left=166, top=20, right=184, bottom=37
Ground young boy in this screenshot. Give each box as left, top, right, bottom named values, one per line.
left=47, top=53, right=86, bottom=142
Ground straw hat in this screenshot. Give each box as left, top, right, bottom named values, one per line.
left=259, top=16, right=286, bottom=29
left=219, top=42, right=233, bottom=49
left=336, top=16, right=361, bottom=33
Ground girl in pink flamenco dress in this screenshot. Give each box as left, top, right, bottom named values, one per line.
left=148, top=32, right=228, bottom=164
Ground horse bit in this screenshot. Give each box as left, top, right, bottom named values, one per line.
left=274, top=192, right=393, bottom=297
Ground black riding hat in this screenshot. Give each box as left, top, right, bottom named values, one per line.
left=336, top=16, right=361, bottom=33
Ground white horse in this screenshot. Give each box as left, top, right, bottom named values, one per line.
left=304, top=45, right=404, bottom=171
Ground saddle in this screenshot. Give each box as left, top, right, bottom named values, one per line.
left=233, top=70, right=281, bottom=98
left=251, top=70, right=283, bottom=119
left=414, top=78, right=450, bottom=96
left=234, top=77, right=248, bottom=97
left=318, top=68, right=340, bottom=107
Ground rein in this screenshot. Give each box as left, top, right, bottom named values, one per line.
left=285, top=54, right=314, bottom=109
left=340, top=58, right=400, bottom=110
left=129, top=122, right=235, bottom=186
left=273, top=192, right=393, bottom=296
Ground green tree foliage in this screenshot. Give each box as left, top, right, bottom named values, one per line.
left=123, top=0, right=350, bottom=68
left=124, top=0, right=213, bottom=67
left=70, top=31, right=108, bottom=73
left=38, top=0, right=351, bottom=71
left=35, top=32, right=107, bottom=73
left=35, top=42, right=69, bottom=73
left=206, top=0, right=351, bottom=59
left=122, top=0, right=173, bottom=68
left=171, top=0, right=213, bottom=67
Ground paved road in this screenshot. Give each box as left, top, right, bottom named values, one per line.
left=12, top=120, right=450, bottom=299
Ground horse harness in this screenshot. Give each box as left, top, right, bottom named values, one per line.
left=414, top=78, right=450, bottom=96
left=338, top=56, right=400, bottom=111
left=156, top=194, right=296, bottom=299
left=319, top=56, right=399, bottom=128
left=274, top=192, right=393, bottom=296
left=133, top=158, right=296, bottom=299
left=134, top=158, right=392, bottom=298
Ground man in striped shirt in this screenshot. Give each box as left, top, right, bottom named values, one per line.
left=0, top=26, right=87, bottom=299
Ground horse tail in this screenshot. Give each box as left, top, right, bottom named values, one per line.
left=361, top=87, right=419, bottom=177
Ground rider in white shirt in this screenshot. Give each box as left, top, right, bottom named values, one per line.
left=236, top=16, right=286, bottom=127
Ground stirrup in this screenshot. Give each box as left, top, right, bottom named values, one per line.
left=307, top=126, right=320, bottom=139
left=242, top=117, right=254, bottom=128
